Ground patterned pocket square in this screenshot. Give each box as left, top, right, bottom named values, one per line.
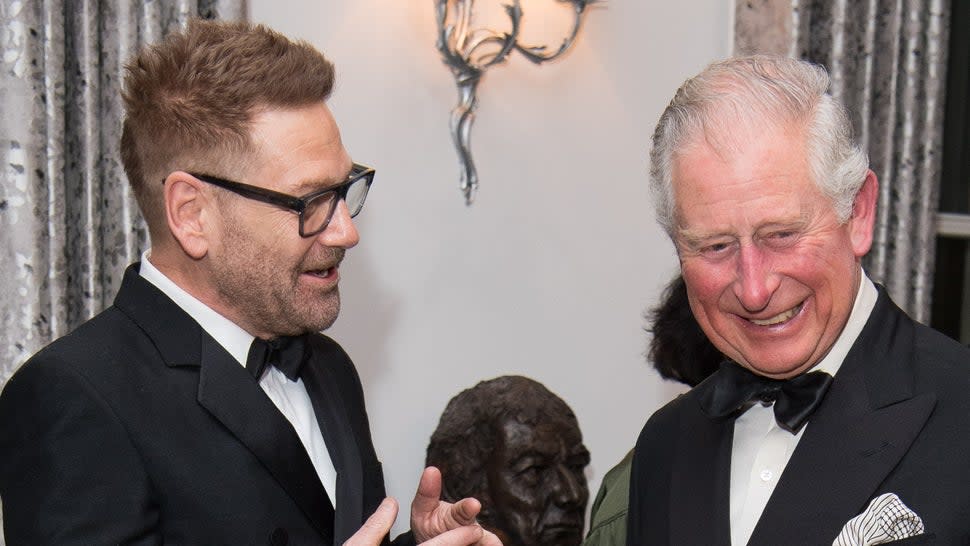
left=833, top=493, right=925, bottom=546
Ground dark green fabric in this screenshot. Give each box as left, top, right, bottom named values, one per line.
left=582, top=450, right=633, bottom=546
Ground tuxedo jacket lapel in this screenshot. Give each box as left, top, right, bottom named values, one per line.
left=114, top=265, right=335, bottom=543
left=301, top=350, right=364, bottom=545
left=748, top=289, right=936, bottom=545
left=196, top=340, right=335, bottom=543
left=669, top=397, right=734, bottom=546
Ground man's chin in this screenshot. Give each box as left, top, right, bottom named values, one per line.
left=270, top=309, right=339, bottom=336
left=291, top=293, right=341, bottom=333
left=306, top=313, right=339, bottom=334
left=738, top=355, right=820, bottom=379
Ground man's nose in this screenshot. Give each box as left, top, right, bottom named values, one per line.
left=732, top=244, right=778, bottom=313
left=316, top=199, right=360, bottom=249
left=551, top=465, right=586, bottom=507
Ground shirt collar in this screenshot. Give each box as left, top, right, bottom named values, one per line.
left=812, top=268, right=878, bottom=378
left=139, top=249, right=254, bottom=368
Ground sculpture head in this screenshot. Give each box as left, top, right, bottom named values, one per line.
left=427, top=375, right=590, bottom=546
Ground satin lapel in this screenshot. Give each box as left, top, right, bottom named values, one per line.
left=301, top=350, right=364, bottom=545
left=114, top=265, right=334, bottom=542
left=670, top=400, right=734, bottom=546
left=748, top=290, right=936, bottom=546
left=196, top=338, right=335, bottom=543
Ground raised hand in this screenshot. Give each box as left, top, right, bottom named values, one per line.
left=410, top=467, right=502, bottom=546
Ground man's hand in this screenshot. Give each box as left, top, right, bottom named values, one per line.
left=410, top=467, right=502, bottom=545
left=344, top=488, right=500, bottom=546
left=344, top=498, right=399, bottom=546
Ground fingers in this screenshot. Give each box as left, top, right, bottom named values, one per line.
left=411, top=466, right=489, bottom=543
left=344, top=498, right=398, bottom=546
left=478, top=529, right=503, bottom=546
left=412, top=467, right=481, bottom=525
left=418, top=524, right=486, bottom=546
left=446, top=497, right=481, bottom=527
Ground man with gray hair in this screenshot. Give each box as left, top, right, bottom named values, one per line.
left=628, top=56, right=970, bottom=545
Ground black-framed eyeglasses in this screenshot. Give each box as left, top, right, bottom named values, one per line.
left=181, top=163, right=375, bottom=238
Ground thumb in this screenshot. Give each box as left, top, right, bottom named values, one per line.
left=411, top=467, right=443, bottom=518
left=344, top=498, right=398, bottom=546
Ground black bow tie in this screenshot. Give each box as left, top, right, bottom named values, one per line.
left=246, top=335, right=309, bottom=382
left=698, top=361, right=833, bottom=433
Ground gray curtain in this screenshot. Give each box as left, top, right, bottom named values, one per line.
left=735, top=0, right=949, bottom=323
left=0, top=2, right=245, bottom=541
left=0, top=1, right=246, bottom=391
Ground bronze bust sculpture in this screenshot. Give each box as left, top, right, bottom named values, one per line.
left=427, top=375, right=590, bottom=546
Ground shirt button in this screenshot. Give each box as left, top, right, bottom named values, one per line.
left=760, top=469, right=773, bottom=482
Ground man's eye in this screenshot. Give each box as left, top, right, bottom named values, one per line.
left=763, top=230, right=799, bottom=247
left=701, top=242, right=731, bottom=255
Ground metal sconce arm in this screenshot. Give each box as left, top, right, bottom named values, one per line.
left=435, top=0, right=598, bottom=205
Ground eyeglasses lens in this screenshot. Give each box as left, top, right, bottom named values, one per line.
left=302, top=193, right=336, bottom=235
left=345, top=177, right=370, bottom=217
left=301, top=177, right=370, bottom=236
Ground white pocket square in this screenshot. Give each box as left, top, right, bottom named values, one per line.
left=833, top=493, right=925, bottom=546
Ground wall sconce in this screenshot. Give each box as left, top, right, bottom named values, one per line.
left=435, top=0, right=599, bottom=205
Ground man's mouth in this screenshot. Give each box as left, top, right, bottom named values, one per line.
left=749, top=302, right=803, bottom=326
left=303, top=266, right=337, bottom=279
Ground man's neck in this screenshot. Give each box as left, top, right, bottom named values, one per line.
left=146, top=247, right=266, bottom=336
left=139, top=249, right=256, bottom=366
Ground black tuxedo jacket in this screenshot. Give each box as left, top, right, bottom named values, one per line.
left=627, top=288, right=970, bottom=545
left=0, top=264, right=415, bottom=546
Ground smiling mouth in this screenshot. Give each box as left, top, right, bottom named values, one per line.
left=749, top=302, right=803, bottom=326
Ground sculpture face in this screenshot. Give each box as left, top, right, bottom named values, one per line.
left=482, top=415, right=590, bottom=546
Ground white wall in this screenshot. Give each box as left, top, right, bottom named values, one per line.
left=249, top=0, right=731, bottom=536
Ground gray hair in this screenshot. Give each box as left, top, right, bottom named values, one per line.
left=649, top=55, right=869, bottom=234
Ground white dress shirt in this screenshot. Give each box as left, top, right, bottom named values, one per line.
left=139, top=251, right=338, bottom=506
left=730, top=270, right=878, bottom=546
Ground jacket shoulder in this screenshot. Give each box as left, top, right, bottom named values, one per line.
left=584, top=450, right=634, bottom=546
left=7, top=306, right=145, bottom=383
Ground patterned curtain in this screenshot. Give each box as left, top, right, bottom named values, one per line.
left=735, top=0, right=950, bottom=323
left=0, top=1, right=246, bottom=392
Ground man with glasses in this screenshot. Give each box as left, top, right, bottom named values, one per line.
left=0, top=19, right=499, bottom=546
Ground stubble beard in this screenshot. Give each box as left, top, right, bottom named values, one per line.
left=212, top=224, right=345, bottom=337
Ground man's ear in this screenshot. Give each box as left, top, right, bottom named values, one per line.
left=163, top=171, right=212, bottom=260
left=848, top=169, right=878, bottom=258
